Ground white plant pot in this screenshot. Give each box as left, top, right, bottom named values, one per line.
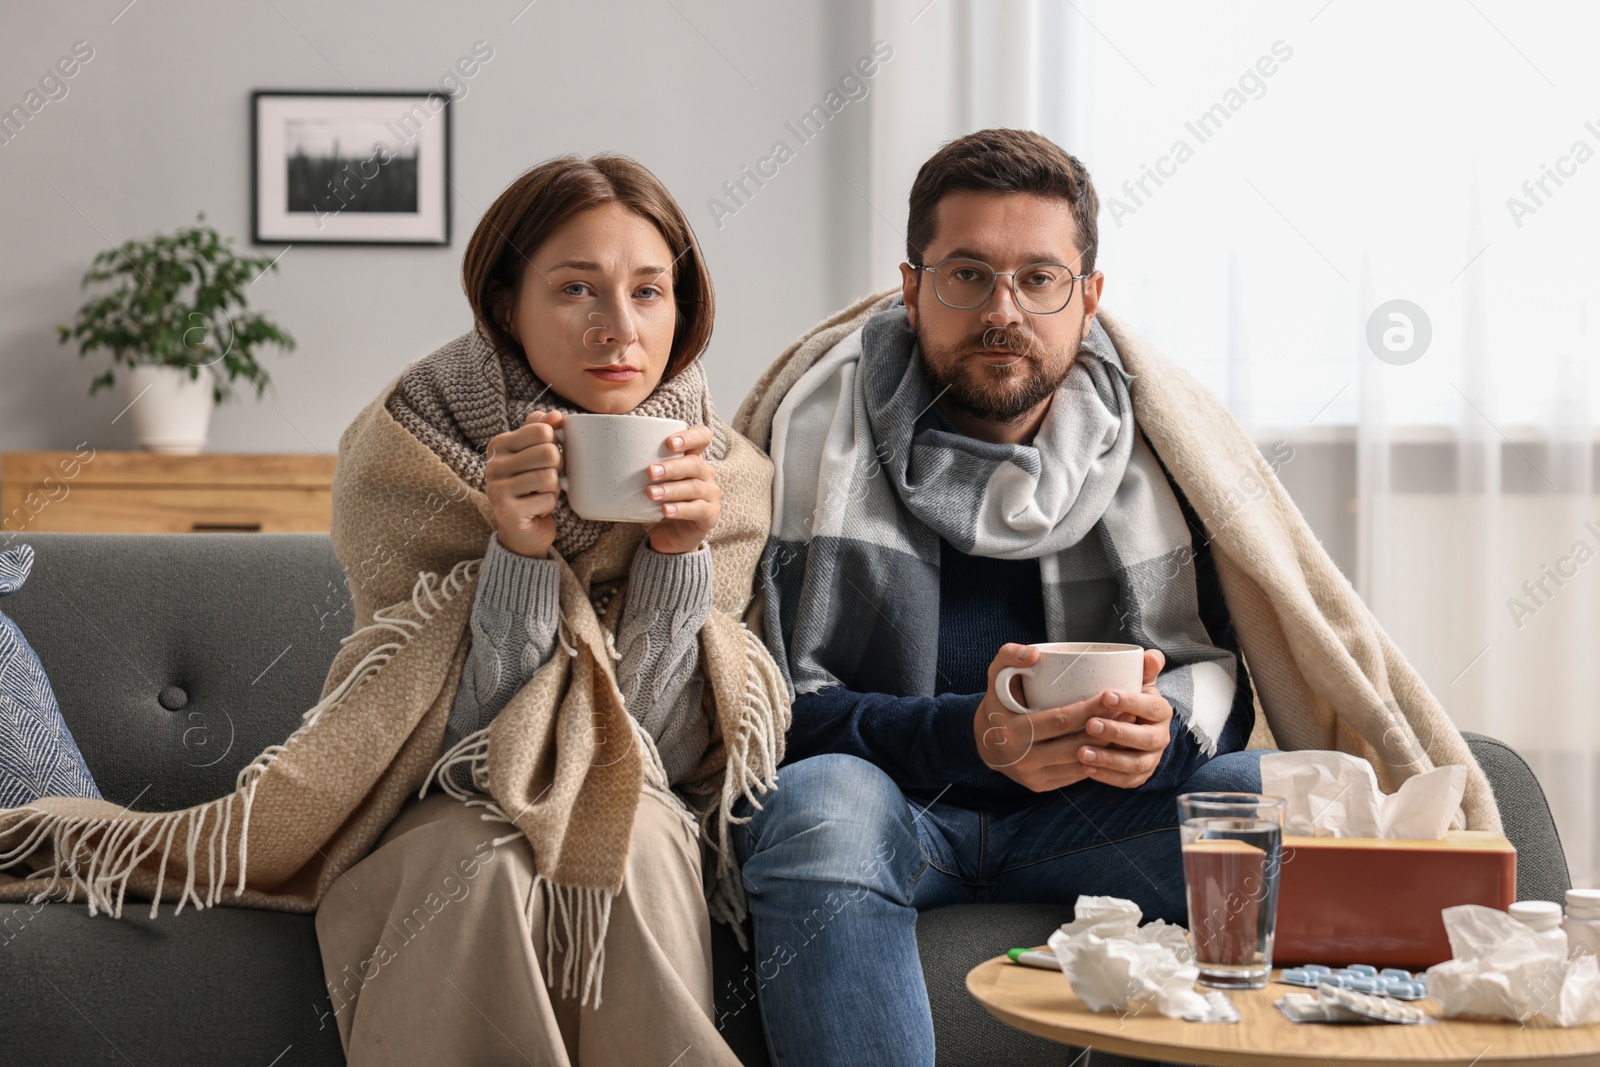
left=125, top=364, right=214, bottom=454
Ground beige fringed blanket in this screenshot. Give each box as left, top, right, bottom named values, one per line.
left=0, top=332, right=790, bottom=1007
left=735, top=290, right=1503, bottom=835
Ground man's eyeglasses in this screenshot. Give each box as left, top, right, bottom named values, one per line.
left=913, top=257, right=1093, bottom=315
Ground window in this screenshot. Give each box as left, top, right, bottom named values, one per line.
left=1072, top=0, right=1599, bottom=429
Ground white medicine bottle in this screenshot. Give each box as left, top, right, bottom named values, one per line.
left=1563, top=889, right=1600, bottom=961
left=1509, top=900, right=1570, bottom=957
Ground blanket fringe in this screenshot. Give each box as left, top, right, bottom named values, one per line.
left=556, top=617, right=579, bottom=659
left=423, top=724, right=493, bottom=802
left=630, top=715, right=673, bottom=798
left=419, top=724, right=530, bottom=851
left=0, top=559, right=480, bottom=919
left=529, top=875, right=614, bottom=1008
left=703, top=623, right=789, bottom=950
left=422, top=678, right=706, bottom=1010
left=428, top=724, right=642, bottom=1012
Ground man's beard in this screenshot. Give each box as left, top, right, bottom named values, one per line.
left=918, top=321, right=1078, bottom=424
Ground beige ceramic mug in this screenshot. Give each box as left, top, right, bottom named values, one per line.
left=556, top=413, right=689, bottom=523
left=995, top=641, right=1145, bottom=714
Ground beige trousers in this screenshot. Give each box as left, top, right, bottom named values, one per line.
left=314, top=790, right=742, bottom=1067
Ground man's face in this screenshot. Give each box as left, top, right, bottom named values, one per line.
left=899, top=191, right=1103, bottom=426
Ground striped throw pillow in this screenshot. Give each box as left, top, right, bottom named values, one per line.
left=0, top=544, right=102, bottom=808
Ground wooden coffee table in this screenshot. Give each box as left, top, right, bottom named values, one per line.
left=967, top=955, right=1600, bottom=1066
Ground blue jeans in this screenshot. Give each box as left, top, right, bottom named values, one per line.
left=730, top=750, right=1269, bottom=1067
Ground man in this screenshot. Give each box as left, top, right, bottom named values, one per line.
left=730, top=128, right=1269, bottom=1065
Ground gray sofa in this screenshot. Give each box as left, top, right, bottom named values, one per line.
left=0, top=533, right=1575, bottom=1066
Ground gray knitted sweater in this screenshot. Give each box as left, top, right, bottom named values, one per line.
left=442, top=532, right=714, bottom=786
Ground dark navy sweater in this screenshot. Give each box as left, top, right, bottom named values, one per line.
left=783, top=477, right=1256, bottom=812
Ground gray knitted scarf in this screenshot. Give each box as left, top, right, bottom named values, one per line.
left=387, top=326, right=728, bottom=560
left=760, top=302, right=1238, bottom=754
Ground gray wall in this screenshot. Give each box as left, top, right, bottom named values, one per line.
left=0, top=0, right=1385, bottom=593
left=0, top=0, right=879, bottom=454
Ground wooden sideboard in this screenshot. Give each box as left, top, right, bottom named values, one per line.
left=1, top=449, right=336, bottom=534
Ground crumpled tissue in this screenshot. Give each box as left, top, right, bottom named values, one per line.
left=1426, top=904, right=1600, bottom=1026
left=1046, top=895, right=1211, bottom=1018
left=1259, top=750, right=1467, bottom=838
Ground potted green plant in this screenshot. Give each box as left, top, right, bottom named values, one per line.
left=57, top=213, right=295, bottom=454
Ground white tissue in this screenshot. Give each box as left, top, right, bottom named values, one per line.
left=1426, top=904, right=1600, bottom=1026
left=1556, top=955, right=1600, bottom=1028
left=1259, top=750, right=1466, bottom=838
left=1047, top=895, right=1210, bottom=1018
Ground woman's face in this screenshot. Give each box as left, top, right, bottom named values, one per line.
left=507, top=201, right=679, bottom=414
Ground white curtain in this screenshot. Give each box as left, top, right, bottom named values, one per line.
left=863, top=0, right=1082, bottom=282
left=1358, top=200, right=1599, bottom=891
left=863, top=0, right=1599, bottom=888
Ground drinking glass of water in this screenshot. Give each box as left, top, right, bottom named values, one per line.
left=1177, top=792, right=1286, bottom=990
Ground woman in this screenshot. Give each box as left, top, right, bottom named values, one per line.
left=313, top=154, right=788, bottom=1066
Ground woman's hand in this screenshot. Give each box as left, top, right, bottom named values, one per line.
left=645, top=424, right=720, bottom=554
left=484, top=409, right=565, bottom=559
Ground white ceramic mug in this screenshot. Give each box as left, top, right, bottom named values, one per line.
left=995, top=641, right=1145, bottom=714
left=556, top=413, right=689, bottom=523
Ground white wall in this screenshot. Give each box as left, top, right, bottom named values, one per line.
left=0, top=0, right=883, bottom=454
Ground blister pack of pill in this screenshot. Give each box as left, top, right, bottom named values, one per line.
left=1180, top=990, right=1242, bottom=1024
left=1276, top=982, right=1432, bottom=1025
left=1278, top=963, right=1428, bottom=1000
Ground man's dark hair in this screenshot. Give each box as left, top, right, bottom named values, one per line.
left=905, top=128, right=1099, bottom=273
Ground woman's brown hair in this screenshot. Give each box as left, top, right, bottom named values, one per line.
left=462, top=153, right=714, bottom=381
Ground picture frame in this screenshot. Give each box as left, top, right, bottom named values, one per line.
left=251, top=90, right=451, bottom=246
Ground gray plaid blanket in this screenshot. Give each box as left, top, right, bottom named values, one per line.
left=759, top=301, right=1238, bottom=755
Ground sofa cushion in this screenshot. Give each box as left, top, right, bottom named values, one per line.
left=1462, top=731, right=1572, bottom=903
left=0, top=533, right=351, bottom=812
left=0, top=899, right=344, bottom=1066
left=0, top=544, right=101, bottom=808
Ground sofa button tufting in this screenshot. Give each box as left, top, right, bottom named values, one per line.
left=158, top=685, right=189, bottom=711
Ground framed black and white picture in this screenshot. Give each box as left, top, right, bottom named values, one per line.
left=252, top=90, right=451, bottom=246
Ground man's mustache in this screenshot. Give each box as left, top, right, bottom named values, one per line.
left=971, top=325, right=1037, bottom=358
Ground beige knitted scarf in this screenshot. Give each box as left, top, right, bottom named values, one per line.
left=0, top=329, right=790, bottom=1007
left=387, top=326, right=732, bottom=559
left=737, top=290, right=1503, bottom=835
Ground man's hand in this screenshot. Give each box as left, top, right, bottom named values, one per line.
left=973, top=645, right=1173, bottom=792
left=484, top=409, right=565, bottom=559
left=645, top=424, right=721, bottom=555
left=1075, top=649, right=1174, bottom=788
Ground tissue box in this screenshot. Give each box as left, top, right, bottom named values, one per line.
left=1273, top=830, right=1515, bottom=969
